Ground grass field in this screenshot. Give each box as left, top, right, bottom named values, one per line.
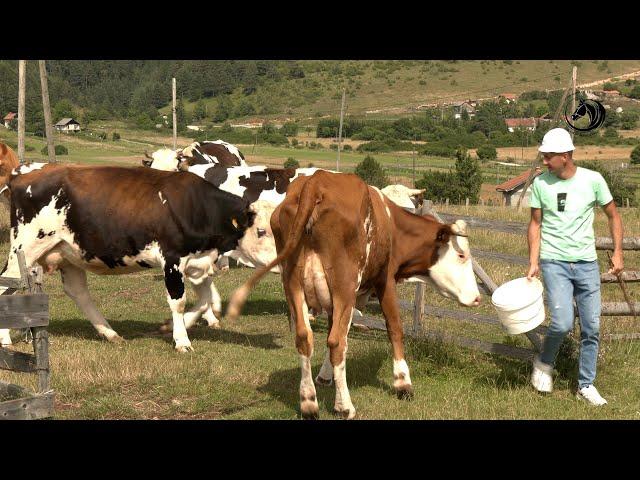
left=1, top=191, right=639, bottom=418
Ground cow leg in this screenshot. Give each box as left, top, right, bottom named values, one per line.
left=376, top=279, right=413, bottom=399
left=182, top=277, right=213, bottom=330
left=285, top=265, right=318, bottom=419
left=163, top=258, right=192, bottom=353
left=327, top=282, right=357, bottom=419
left=60, top=264, right=124, bottom=343
left=203, top=279, right=223, bottom=327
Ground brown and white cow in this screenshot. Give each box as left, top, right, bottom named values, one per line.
left=0, top=142, right=20, bottom=208
left=0, top=163, right=255, bottom=352
left=226, top=170, right=480, bottom=419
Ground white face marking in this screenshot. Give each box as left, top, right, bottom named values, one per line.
left=427, top=227, right=480, bottom=306
left=150, top=148, right=179, bottom=171
left=158, top=191, right=166, bottom=204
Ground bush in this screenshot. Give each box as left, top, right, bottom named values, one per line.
left=343, top=144, right=352, bottom=151
left=476, top=144, right=497, bottom=161
left=629, top=85, right=640, bottom=99
left=354, top=155, right=389, bottom=189
left=631, top=145, right=640, bottom=165
left=112, top=132, right=120, bottom=141
left=41, top=145, right=68, bottom=155
left=283, top=157, right=300, bottom=169
left=420, top=143, right=457, bottom=157
left=97, top=132, right=107, bottom=140
left=281, top=122, right=299, bottom=137
left=578, top=160, right=635, bottom=207
left=416, top=148, right=482, bottom=204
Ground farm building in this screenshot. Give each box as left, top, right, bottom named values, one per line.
left=453, top=101, right=476, bottom=119
left=3, top=112, right=17, bottom=129
left=505, top=118, right=536, bottom=133
left=54, top=118, right=81, bottom=132
left=495, top=167, right=542, bottom=207
left=499, top=93, right=518, bottom=103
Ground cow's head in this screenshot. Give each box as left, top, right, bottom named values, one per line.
left=142, top=148, right=189, bottom=172
left=421, top=220, right=480, bottom=307
left=235, top=200, right=279, bottom=272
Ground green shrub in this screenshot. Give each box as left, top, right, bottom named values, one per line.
left=476, top=144, right=497, bottom=161
left=354, top=155, right=389, bottom=188
left=342, top=144, right=352, bottom=151
left=41, top=145, right=68, bottom=155
left=420, top=143, right=457, bottom=157
left=631, top=145, right=640, bottom=165
left=283, top=157, right=300, bottom=169
left=112, top=132, right=121, bottom=141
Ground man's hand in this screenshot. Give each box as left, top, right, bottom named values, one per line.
left=526, top=262, right=539, bottom=280
left=608, top=250, right=624, bottom=276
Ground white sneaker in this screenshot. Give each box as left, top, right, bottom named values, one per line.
left=531, top=356, right=553, bottom=393
left=577, top=385, right=608, bottom=406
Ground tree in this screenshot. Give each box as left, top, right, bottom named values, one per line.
left=212, top=96, right=233, bottom=123
left=192, top=99, right=207, bottom=121
left=629, top=85, right=640, bottom=99
left=631, top=145, right=640, bottom=165
left=284, top=157, right=300, bottom=168
left=53, top=99, right=75, bottom=121
left=281, top=121, right=299, bottom=137
left=354, top=155, right=389, bottom=189
left=454, top=148, right=482, bottom=203
left=476, top=144, right=497, bottom=161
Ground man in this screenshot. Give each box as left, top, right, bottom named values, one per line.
left=526, top=127, right=623, bottom=406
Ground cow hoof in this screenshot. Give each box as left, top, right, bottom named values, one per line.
left=334, top=407, right=356, bottom=420
left=158, top=323, right=173, bottom=334
left=208, top=321, right=221, bottom=330
left=300, top=400, right=319, bottom=420
left=315, top=375, right=333, bottom=387
left=103, top=333, right=125, bottom=344
left=396, top=385, right=414, bottom=401
left=175, top=344, right=194, bottom=353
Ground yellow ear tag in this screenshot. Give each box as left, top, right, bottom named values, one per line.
left=232, top=218, right=239, bottom=229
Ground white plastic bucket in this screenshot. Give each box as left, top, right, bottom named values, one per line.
left=491, top=277, right=545, bottom=335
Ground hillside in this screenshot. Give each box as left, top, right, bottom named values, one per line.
left=2, top=60, right=640, bottom=130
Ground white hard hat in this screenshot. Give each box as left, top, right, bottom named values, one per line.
left=538, top=128, right=575, bottom=153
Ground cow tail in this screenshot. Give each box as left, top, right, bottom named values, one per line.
left=226, top=177, right=321, bottom=320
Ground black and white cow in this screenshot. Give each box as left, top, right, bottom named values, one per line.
left=142, top=140, right=248, bottom=171
left=0, top=163, right=255, bottom=352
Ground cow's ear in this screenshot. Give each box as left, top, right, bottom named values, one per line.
left=435, top=225, right=452, bottom=244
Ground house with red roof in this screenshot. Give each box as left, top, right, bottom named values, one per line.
left=495, top=167, right=542, bottom=206
left=3, top=112, right=17, bottom=129
left=505, top=117, right=537, bottom=133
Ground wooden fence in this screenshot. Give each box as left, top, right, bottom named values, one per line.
left=353, top=202, right=640, bottom=361
left=0, top=251, right=53, bottom=420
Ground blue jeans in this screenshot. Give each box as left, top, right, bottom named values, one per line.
left=539, top=259, right=601, bottom=389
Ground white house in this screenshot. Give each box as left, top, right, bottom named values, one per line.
left=54, top=118, right=81, bottom=132
left=505, top=118, right=536, bottom=133
left=453, top=101, right=476, bottom=119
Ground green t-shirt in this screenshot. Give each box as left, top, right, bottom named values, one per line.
left=530, top=167, right=613, bottom=262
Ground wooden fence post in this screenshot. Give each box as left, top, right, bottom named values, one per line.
left=412, top=201, right=431, bottom=335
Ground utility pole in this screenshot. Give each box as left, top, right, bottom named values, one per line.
left=337, top=88, right=346, bottom=172
left=571, top=66, right=577, bottom=141
left=172, top=78, right=177, bottom=151
left=39, top=60, right=56, bottom=163
left=18, top=60, right=26, bottom=164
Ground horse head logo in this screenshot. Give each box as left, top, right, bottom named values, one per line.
left=564, top=96, right=606, bottom=132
